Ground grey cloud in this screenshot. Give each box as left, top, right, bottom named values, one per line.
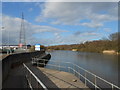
left=74, top=31, right=99, bottom=36
left=74, top=31, right=81, bottom=36
left=36, top=2, right=117, bottom=28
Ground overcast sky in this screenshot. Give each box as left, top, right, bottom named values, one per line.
left=1, top=1, right=118, bottom=46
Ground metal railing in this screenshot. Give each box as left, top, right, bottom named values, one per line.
left=32, top=58, right=120, bottom=90
left=23, top=63, right=48, bottom=90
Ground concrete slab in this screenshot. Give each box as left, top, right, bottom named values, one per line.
left=26, top=63, right=59, bottom=89
left=38, top=67, right=90, bottom=89
left=39, top=67, right=59, bottom=75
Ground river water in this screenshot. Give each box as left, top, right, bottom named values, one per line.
left=46, top=50, right=119, bottom=87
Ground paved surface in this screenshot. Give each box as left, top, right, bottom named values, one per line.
left=26, top=63, right=59, bottom=89
left=2, top=65, right=28, bottom=88
left=3, top=62, right=59, bottom=89
left=38, top=67, right=90, bottom=89
left=2, top=62, right=90, bottom=89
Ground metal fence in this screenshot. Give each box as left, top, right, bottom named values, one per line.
left=32, top=58, right=120, bottom=90
left=23, top=63, right=48, bottom=90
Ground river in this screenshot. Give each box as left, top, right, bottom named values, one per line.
left=46, top=50, right=119, bottom=87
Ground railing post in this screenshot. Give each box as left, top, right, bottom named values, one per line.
left=73, top=64, right=75, bottom=75
left=112, top=84, right=114, bottom=90
left=94, top=75, right=97, bottom=90
left=68, top=67, right=70, bottom=73
left=68, top=67, right=69, bottom=72
left=59, top=61, right=60, bottom=71
left=85, top=71, right=87, bottom=87
left=79, top=68, right=80, bottom=80
left=74, top=69, right=75, bottom=75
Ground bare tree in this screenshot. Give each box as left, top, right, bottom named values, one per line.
left=109, top=32, right=120, bottom=41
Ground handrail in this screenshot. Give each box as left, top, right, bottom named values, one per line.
left=25, top=75, right=33, bottom=90
left=73, top=63, right=120, bottom=89
left=68, top=67, right=101, bottom=90
left=23, top=63, right=48, bottom=90
left=32, top=58, right=120, bottom=90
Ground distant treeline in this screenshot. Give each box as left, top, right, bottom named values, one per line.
left=47, top=32, right=120, bottom=53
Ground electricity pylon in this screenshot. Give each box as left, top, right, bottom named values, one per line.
left=19, top=12, right=26, bottom=48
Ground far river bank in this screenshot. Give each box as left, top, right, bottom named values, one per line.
left=47, top=49, right=120, bottom=55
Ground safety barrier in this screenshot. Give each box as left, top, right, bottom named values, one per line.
left=23, top=63, right=48, bottom=90
left=32, top=58, right=120, bottom=90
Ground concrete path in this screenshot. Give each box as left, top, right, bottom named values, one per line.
left=38, top=67, right=90, bottom=89
left=2, top=62, right=90, bottom=89
left=2, top=62, right=59, bottom=89
left=25, top=63, right=59, bottom=89
left=2, top=65, right=28, bottom=88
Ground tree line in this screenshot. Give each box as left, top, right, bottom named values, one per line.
left=47, top=32, right=120, bottom=53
